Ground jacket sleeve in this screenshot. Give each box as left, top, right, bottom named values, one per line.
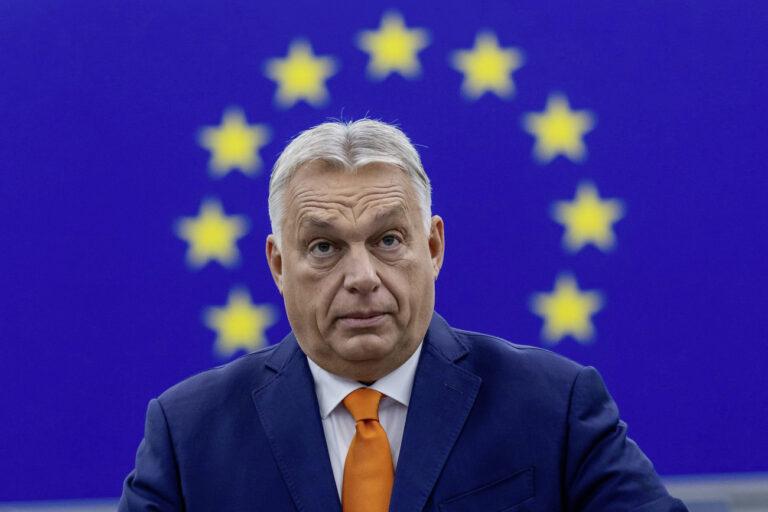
left=564, top=366, right=688, bottom=512
left=118, top=398, right=184, bottom=511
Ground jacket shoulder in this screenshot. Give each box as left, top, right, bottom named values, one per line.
left=452, top=327, right=585, bottom=389
left=155, top=343, right=282, bottom=418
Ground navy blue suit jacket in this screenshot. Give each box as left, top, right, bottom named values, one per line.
left=120, top=313, right=686, bottom=511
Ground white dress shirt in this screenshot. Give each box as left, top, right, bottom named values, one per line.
left=306, top=343, right=423, bottom=499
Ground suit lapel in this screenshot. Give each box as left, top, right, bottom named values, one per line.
left=389, top=314, right=482, bottom=512
left=251, top=334, right=341, bottom=512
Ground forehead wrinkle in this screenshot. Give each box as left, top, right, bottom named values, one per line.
left=295, top=200, right=355, bottom=232
left=289, top=185, right=356, bottom=211
left=350, top=186, right=410, bottom=217
left=297, top=199, right=407, bottom=234
left=287, top=174, right=418, bottom=237
left=353, top=198, right=410, bottom=227
left=349, top=187, right=408, bottom=204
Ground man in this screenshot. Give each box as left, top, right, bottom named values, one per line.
left=120, top=119, right=687, bottom=511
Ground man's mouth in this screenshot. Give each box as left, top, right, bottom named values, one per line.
left=337, top=311, right=387, bottom=328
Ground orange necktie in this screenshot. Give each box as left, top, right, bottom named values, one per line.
left=342, top=388, right=394, bottom=512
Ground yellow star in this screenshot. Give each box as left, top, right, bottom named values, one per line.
left=450, top=31, right=524, bottom=100
left=175, top=198, right=249, bottom=269
left=553, top=182, right=625, bottom=252
left=531, top=274, right=603, bottom=344
left=204, top=288, right=278, bottom=357
left=522, top=93, right=595, bottom=164
left=198, top=108, right=270, bottom=177
left=357, top=11, right=430, bottom=80
left=265, top=39, right=338, bottom=108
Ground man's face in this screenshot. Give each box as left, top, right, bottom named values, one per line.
left=266, top=161, right=444, bottom=382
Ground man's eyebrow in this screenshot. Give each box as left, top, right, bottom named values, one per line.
left=298, top=216, right=336, bottom=230
left=371, top=205, right=409, bottom=223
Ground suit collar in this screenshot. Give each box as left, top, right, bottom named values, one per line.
left=252, top=332, right=342, bottom=512
left=389, top=313, right=482, bottom=511
left=421, top=312, right=471, bottom=362
left=263, top=330, right=301, bottom=373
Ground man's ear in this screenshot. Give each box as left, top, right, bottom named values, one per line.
left=428, top=216, right=445, bottom=280
left=265, top=235, right=284, bottom=295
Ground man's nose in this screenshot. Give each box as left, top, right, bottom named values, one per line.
left=342, top=245, right=381, bottom=294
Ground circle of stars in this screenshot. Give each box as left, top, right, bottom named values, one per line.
left=172, top=8, right=630, bottom=356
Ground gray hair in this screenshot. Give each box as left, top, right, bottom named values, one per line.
left=268, top=119, right=432, bottom=245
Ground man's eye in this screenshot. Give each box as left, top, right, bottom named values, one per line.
left=378, top=235, right=402, bottom=249
left=309, top=241, right=335, bottom=257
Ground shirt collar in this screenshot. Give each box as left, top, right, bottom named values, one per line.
left=307, top=342, right=423, bottom=419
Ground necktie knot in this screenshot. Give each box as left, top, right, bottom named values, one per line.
left=343, top=388, right=383, bottom=422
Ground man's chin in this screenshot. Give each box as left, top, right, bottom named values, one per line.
left=335, top=333, right=394, bottom=362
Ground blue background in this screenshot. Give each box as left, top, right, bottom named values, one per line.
left=1, top=0, right=766, bottom=501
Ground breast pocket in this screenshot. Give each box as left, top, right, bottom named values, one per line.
left=439, top=467, right=535, bottom=512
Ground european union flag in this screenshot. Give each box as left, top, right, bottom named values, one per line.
left=1, top=0, right=766, bottom=503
